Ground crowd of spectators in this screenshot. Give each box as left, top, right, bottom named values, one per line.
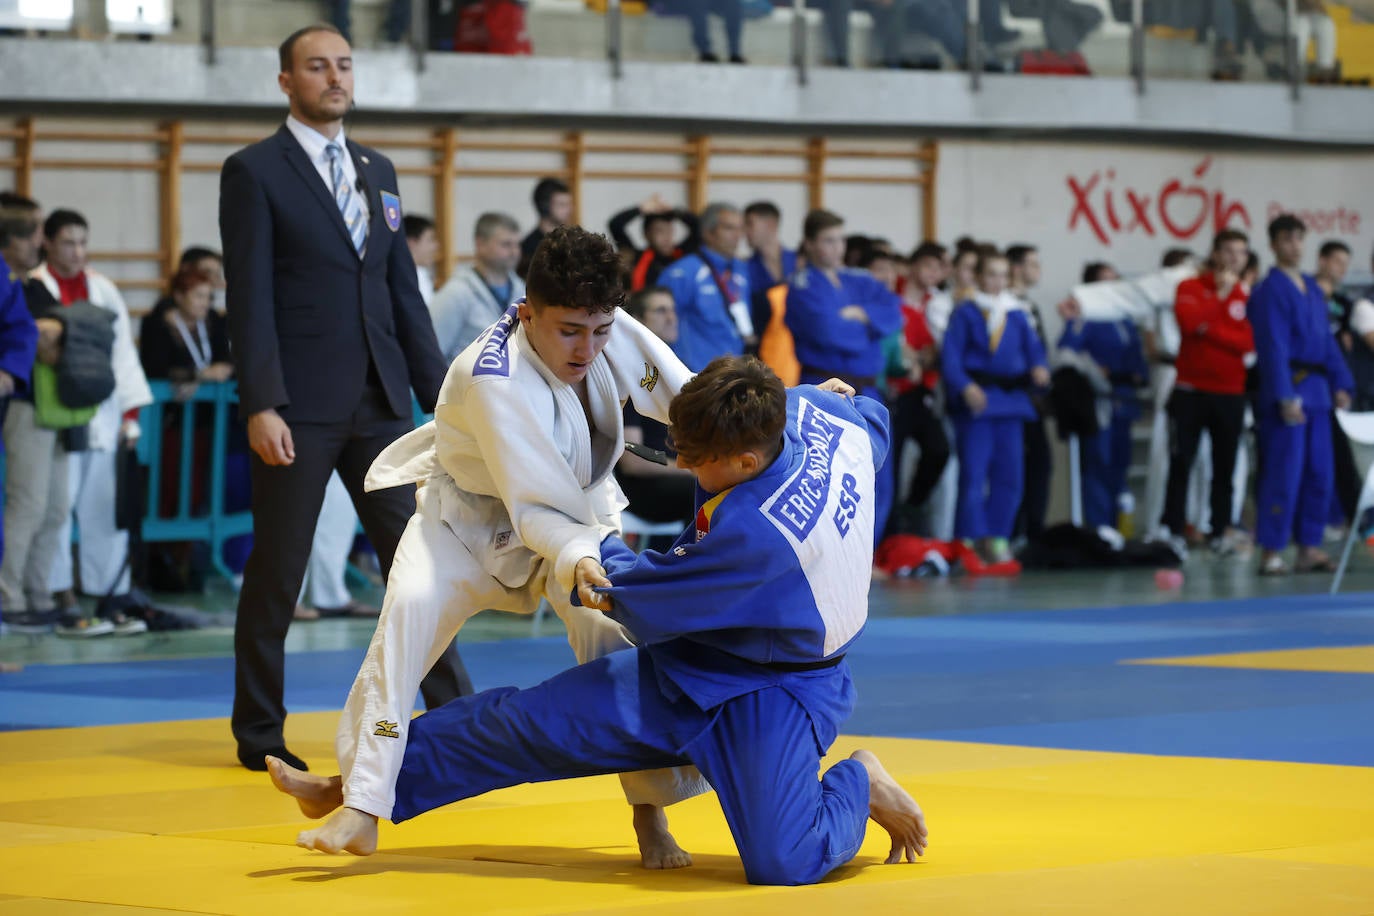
left=3, top=171, right=1372, bottom=638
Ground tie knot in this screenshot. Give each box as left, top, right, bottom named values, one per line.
left=325, top=142, right=342, bottom=161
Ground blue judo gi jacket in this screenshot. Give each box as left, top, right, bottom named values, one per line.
left=0, top=255, right=38, bottom=397
left=784, top=266, right=903, bottom=386
left=596, top=385, right=891, bottom=750
left=942, top=298, right=1048, bottom=420
left=1249, top=268, right=1353, bottom=411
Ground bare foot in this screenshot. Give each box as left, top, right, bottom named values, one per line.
left=266, top=755, right=343, bottom=820
left=297, top=806, right=379, bottom=856
left=632, top=803, right=693, bottom=869
left=0, top=663, right=22, bottom=674
left=850, top=749, right=928, bottom=864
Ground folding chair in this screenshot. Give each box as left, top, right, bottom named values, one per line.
left=1329, top=409, right=1374, bottom=594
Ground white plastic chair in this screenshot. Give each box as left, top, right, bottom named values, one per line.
left=1330, top=409, right=1374, bottom=594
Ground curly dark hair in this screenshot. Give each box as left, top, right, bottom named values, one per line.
left=525, top=225, right=625, bottom=314
left=668, top=356, right=785, bottom=466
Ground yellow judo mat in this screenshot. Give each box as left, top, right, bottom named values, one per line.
left=1129, top=644, right=1374, bottom=674
left=0, top=712, right=1372, bottom=915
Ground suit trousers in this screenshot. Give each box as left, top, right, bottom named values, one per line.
left=232, top=383, right=472, bottom=758
left=0, top=401, right=69, bottom=612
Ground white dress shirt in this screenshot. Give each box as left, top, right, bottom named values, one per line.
left=285, top=115, right=371, bottom=228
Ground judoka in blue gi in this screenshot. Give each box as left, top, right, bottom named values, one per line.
left=1057, top=317, right=1148, bottom=531
left=1249, top=214, right=1354, bottom=576
left=267, top=357, right=927, bottom=885
left=941, top=250, right=1050, bottom=561
left=784, top=209, right=903, bottom=542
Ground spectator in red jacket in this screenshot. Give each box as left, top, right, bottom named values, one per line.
left=1159, top=229, right=1254, bottom=557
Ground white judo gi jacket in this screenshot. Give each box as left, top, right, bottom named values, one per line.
left=367, top=303, right=693, bottom=599
left=30, top=264, right=153, bottom=450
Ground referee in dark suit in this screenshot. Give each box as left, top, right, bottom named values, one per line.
left=220, top=24, right=471, bottom=772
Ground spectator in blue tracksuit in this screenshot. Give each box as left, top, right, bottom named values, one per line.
left=743, top=200, right=799, bottom=334
left=660, top=203, right=753, bottom=371
left=383, top=358, right=928, bottom=885
left=1058, top=316, right=1148, bottom=531
left=0, top=251, right=39, bottom=585
left=942, top=249, right=1049, bottom=562
left=1249, top=214, right=1354, bottom=576
left=784, top=209, right=903, bottom=541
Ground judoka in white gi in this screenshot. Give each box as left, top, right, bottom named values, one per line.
left=269, top=357, right=928, bottom=885
left=273, top=227, right=710, bottom=865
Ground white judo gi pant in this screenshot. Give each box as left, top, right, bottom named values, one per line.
left=301, top=472, right=356, bottom=610
left=337, top=477, right=710, bottom=820
left=49, top=448, right=130, bottom=597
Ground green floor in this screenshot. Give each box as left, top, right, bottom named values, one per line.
left=2, top=542, right=1367, bottom=668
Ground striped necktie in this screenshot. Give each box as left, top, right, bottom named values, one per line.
left=325, top=142, right=367, bottom=256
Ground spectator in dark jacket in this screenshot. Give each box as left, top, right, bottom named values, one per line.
left=608, top=196, right=700, bottom=292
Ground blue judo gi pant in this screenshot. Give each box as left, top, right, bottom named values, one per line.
left=1081, top=411, right=1133, bottom=531
left=1256, top=407, right=1334, bottom=551
left=393, top=647, right=871, bottom=887
left=953, top=414, right=1024, bottom=540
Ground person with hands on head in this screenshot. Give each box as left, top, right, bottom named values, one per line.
left=268, top=358, right=927, bottom=885
left=941, top=248, right=1049, bottom=566
left=1249, top=214, right=1355, bottom=575
left=608, top=194, right=701, bottom=292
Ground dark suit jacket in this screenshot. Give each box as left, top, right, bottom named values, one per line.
left=219, top=125, right=446, bottom=423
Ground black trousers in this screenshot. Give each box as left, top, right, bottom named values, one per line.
left=888, top=386, right=950, bottom=523
left=232, top=384, right=472, bottom=758
left=1015, top=414, right=1051, bottom=541
left=1332, top=411, right=1360, bottom=524
left=1160, top=387, right=1247, bottom=537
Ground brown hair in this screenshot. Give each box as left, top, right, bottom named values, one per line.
left=279, top=24, right=346, bottom=71
left=668, top=356, right=785, bottom=466
left=975, top=245, right=1007, bottom=276
left=802, top=208, right=844, bottom=241
left=525, top=225, right=624, bottom=314
left=170, top=266, right=214, bottom=296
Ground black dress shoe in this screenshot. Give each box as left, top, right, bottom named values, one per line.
left=239, top=745, right=308, bottom=772
left=698, top=51, right=720, bottom=63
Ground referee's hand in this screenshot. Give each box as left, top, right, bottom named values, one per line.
left=248, top=408, right=296, bottom=466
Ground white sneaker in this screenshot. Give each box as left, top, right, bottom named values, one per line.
left=56, top=615, right=115, bottom=638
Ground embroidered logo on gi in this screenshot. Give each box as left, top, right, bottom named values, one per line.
left=1228, top=301, right=1246, bottom=321
left=473, top=306, right=519, bottom=378
left=640, top=363, right=660, bottom=393
left=766, top=401, right=844, bottom=542
left=380, top=190, right=402, bottom=232
left=374, top=720, right=400, bottom=738
left=495, top=530, right=512, bottom=550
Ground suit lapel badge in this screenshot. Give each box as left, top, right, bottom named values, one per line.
left=380, top=190, right=402, bottom=232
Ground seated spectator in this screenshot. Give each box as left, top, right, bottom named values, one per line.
left=660, top=202, right=753, bottom=371
left=141, top=266, right=233, bottom=387
left=430, top=211, right=525, bottom=363
left=837, top=0, right=1019, bottom=69
left=942, top=248, right=1050, bottom=565
left=614, top=287, right=697, bottom=546
left=519, top=178, right=572, bottom=278
left=1007, top=0, right=1103, bottom=54
left=608, top=195, right=700, bottom=291
left=328, top=0, right=412, bottom=46
left=680, top=0, right=745, bottom=63
left=177, top=246, right=226, bottom=312
left=405, top=215, right=439, bottom=307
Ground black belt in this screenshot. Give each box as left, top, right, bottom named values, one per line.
left=1291, top=360, right=1326, bottom=383
left=801, top=367, right=876, bottom=390
left=762, top=654, right=846, bottom=673
left=1156, top=354, right=1177, bottom=366
left=968, top=370, right=1031, bottom=391
left=1108, top=371, right=1145, bottom=387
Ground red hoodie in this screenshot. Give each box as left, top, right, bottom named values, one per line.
left=1173, top=272, right=1254, bottom=395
